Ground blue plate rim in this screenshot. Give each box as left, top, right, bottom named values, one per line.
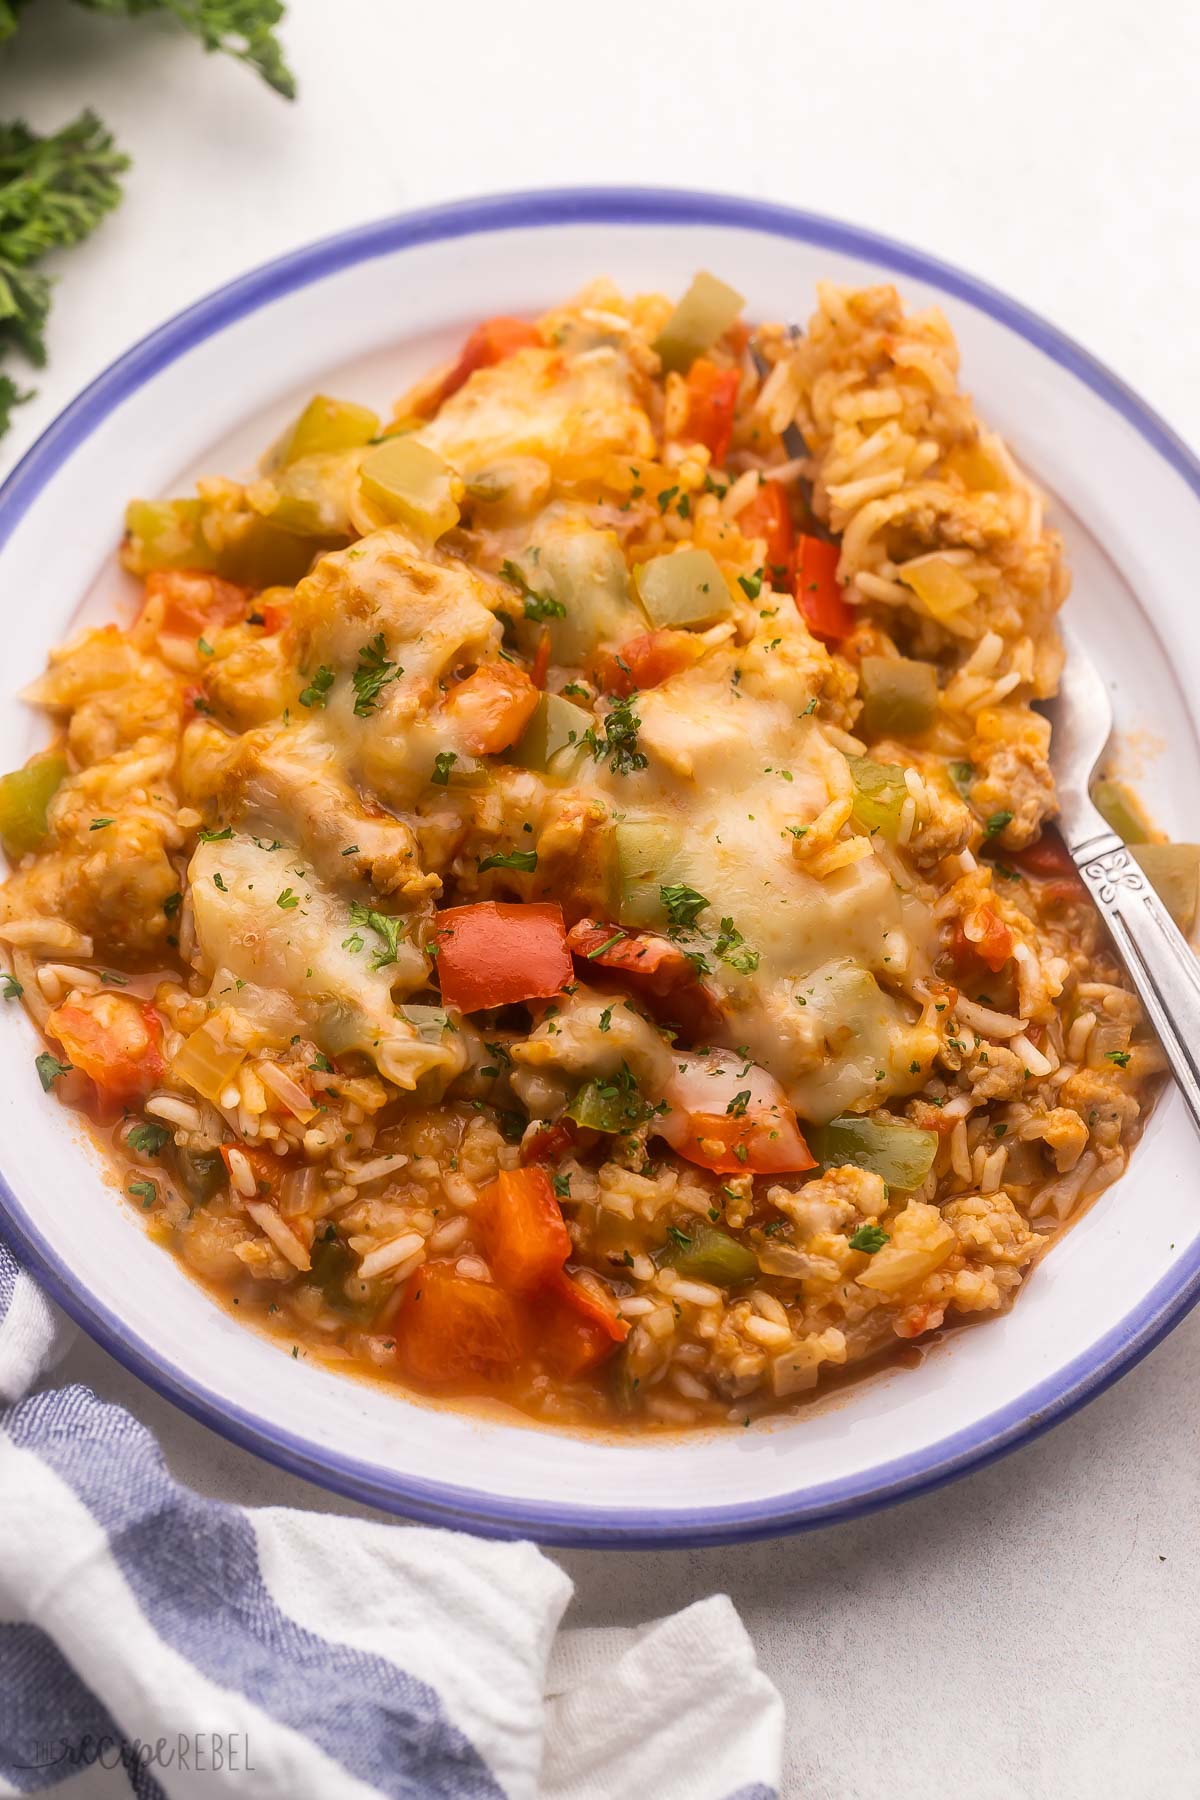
left=2, top=184, right=1198, bottom=1547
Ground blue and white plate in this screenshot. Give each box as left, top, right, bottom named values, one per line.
left=2, top=189, right=1198, bottom=1545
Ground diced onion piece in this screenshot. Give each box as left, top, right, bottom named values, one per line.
left=636, top=549, right=732, bottom=629
left=172, top=1009, right=248, bottom=1102
left=359, top=438, right=461, bottom=539
left=897, top=555, right=977, bottom=621
left=653, top=271, right=745, bottom=373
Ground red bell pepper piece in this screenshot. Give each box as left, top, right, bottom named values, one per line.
left=476, top=1167, right=571, bottom=1294
left=683, top=359, right=741, bottom=466
left=396, top=1264, right=526, bottom=1386
left=434, top=902, right=572, bottom=1012
left=737, top=481, right=795, bottom=576
left=793, top=536, right=855, bottom=642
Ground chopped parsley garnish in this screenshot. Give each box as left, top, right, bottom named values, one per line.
left=483, top=1041, right=513, bottom=1068
left=589, top=693, right=647, bottom=775
left=128, top=1179, right=156, bottom=1208
left=198, top=825, right=232, bottom=843
left=656, top=486, right=679, bottom=513
left=500, top=559, right=566, bottom=621
left=984, top=810, right=1013, bottom=838
left=562, top=681, right=590, bottom=699
left=309, top=1052, right=334, bottom=1073
left=1, top=973, right=24, bottom=1000
left=585, top=930, right=626, bottom=959
left=552, top=1173, right=572, bottom=1198
left=346, top=902, right=405, bottom=969
left=341, top=845, right=359, bottom=857
left=737, top=568, right=764, bottom=600
left=949, top=760, right=974, bottom=795
left=431, top=751, right=458, bottom=786
left=212, top=872, right=227, bottom=891
left=299, top=665, right=335, bottom=708
left=661, top=883, right=710, bottom=931
left=666, top=1225, right=693, bottom=1249
left=849, top=1223, right=889, bottom=1254
left=1105, top=1050, right=1132, bottom=1068
left=128, top=1122, right=170, bottom=1157
left=251, top=837, right=282, bottom=852
left=35, top=1052, right=72, bottom=1090
left=477, top=849, right=538, bottom=874
left=725, top=1089, right=751, bottom=1118
left=89, top=817, right=114, bottom=831
left=598, top=1006, right=613, bottom=1033
left=352, top=633, right=402, bottom=716
left=713, top=916, right=759, bottom=974
left=276, top=887, right=299, bottom=909
left=197, top=637, right=214, bottom=657
left=163, top=892, right=182, bottom=918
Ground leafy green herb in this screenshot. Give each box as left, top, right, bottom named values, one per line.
left=984, top=809, right=1013, bottom=838
left=35, top=1051, right=72, bottom=1090
left=713, top=915, right=759, bottom=974
left=585, top=930, right=626, bottom=959
left=128, top=1121, right=170, bottom=1157
left=352, top=633, right=402, bottom=716
left=477, top=849, right=538, bottom=874
left=666, top=1225, right=692, bottom=1249
left=1, top=972, right=23, bottom=999
left=431, top=750, right=457, bottom=786
left=163, top=891, right=182, bottom=918
left=725, top=1089, right=751, bottom=1118
left=309, top=1051, right=333, bottom=1073
left=849, top=1223, right=889, bottom=1253
left=59, top=2, right=296, bottom=100
left=656, top=486, right=679, bottom=513
left=0, top=111, right=127, bottom=436
left=590, top=693, right=647, bottom=776
left=128, top=1177, right=156, bottom=1208
left=737, top=568, right=763, bottom=600
left=598, top=1006, right=613, bottom=1033
left=661, top=883, right=710, bottom=931
left=949, top=759, right=975, bottom=795
left=1106, top=1049, right=1132, bottom=1068
left=212, top=871, right=227, bottom=891
left=89, top=816, right=114, bottom=830
left=500, top=559, right=566, bottom=621
left=347, top=902, right=404, bottom=969
left=483, top=1041, right=512, bottom=1068
left=552, top=1173, right=571, bottom=1198
left=298, top=665, right=334, bottom=708
left=198, top=825, right=232, bottom=842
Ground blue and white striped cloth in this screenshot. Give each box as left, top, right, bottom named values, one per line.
left=0, top=1239, right=783, bottom=1798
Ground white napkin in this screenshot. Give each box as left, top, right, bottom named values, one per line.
left=0, top=1238, right=783, bottom=1798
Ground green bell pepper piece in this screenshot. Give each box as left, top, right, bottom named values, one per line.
left=272, top=394, right=379, bottom=467
left=847, top=756, right=910, bottom=840
left=511, top=693, right=591, bottom=779
left=0, top=751, right=68, bottom=857
left=857, top=656, right=938, bottom=739
left=660, top=1220, right=756, bottom=1287
left=652, top=272, right=746, bottom=373
left=809, top=1113, right=938, bottom=1190
left=636, top=549, right=732, bottom=629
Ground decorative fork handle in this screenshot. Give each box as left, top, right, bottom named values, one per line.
left=1068, top=828, right=1200, bottom=1133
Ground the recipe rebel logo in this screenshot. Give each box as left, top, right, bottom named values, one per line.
left=13, top=1730, right=257, bottom=1776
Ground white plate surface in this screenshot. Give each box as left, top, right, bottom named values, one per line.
left=2, top=189, right=1199, bottom=1544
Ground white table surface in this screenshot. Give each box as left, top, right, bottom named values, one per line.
left=6, top=2, right=1200, bottom=1793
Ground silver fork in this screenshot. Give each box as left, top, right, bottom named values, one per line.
left=1043, top=621, right=1200, bottom=1131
